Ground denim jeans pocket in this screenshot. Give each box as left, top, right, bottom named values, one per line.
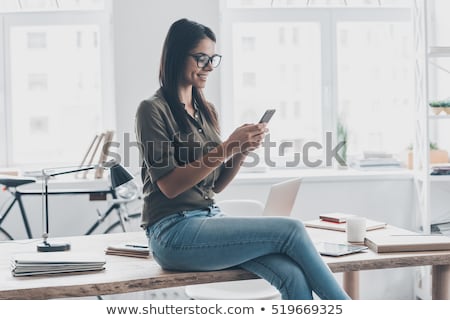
left=146, top=213, right=184, bottom=240
left=147, top=206, right=221, bottom=243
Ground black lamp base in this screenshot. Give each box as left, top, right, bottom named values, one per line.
left=37, top=241, right=71, bottom=252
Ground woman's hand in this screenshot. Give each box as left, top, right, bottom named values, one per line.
left=224, top=123, right=267, bottom=156
left=156, top=123, right=266, bottom=199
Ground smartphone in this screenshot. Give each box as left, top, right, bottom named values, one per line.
left=258, top=109, right=276, bottom=123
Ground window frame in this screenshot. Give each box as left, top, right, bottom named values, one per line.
left=220, top=5, right=411, bottom=166
left=0, top=18, right=6, bottom=166
left=0, top=5, right=115, bottom=167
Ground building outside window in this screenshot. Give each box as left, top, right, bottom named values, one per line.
left=221, top=0, right=414, bottom=168
left=0, top=0, right=114, bottom=168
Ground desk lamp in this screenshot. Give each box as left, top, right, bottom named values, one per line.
left=37, top=160, right=133, bottom=252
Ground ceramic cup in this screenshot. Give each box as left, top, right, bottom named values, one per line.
left=346, top=216, right=366, bottom=243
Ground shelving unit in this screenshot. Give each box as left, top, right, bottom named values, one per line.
left=416, top=175, right=450, bottom=183
left=413, top=0, right=450, bottom=300
left=428, top=114, right=450, bottom=119
left=428, top=47, right=450, bottom=58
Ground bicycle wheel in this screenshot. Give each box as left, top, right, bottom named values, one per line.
left=0, top=226, right=14, bottom=241
left=104, top=212, right=142, bottom=234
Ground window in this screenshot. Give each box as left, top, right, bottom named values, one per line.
left=221, top=1, right=414, bottom=168
left=228, top=20, right=323, bottom=166
left=336, top=21, right=413, bottom=155
left=0, top=0, right=114, bottom=168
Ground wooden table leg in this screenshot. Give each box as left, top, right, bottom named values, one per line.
left=343, top=271, right=359, bottom=300
left=432, top=265, right=450, bottom=300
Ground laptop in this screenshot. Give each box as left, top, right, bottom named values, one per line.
left=262, top=178, right=302, bottom=217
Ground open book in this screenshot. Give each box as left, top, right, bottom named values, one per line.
left=105, top=243, right=150, bottom=258
left=304, top=218, right=387, bottom=232
left=11, top=252, right=106, bottom=277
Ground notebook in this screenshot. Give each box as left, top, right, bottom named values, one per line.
left=319, top=213, right=355, bottom=223
left=11, top=252, right=106, bottom=276
left=105, top=243, right=150, bottom=258
left=364, top=233, right=450, bottom=253
left=262, top=178, right=302, bottom=217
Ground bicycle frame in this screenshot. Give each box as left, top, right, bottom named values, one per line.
left=84, top=188, right=122, bottom=235
left=0, top=188, right=34, bottom=239
left=0, top=186, right=128, bottom=240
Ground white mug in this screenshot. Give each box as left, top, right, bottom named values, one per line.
left=346, top=216, right=366, bottom=243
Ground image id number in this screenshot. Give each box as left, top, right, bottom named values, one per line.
left=271, top=304, right=343, bottom=315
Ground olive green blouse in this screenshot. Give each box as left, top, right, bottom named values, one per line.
left=135, top=89, right=223, bottom=228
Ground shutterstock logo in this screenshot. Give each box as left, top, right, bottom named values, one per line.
left=241, top=132, right=346, bottom=168
left=105, top=132, right=346, bottom=168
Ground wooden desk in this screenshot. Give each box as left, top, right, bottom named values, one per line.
left=0, top=232, right=257, bottom=300
left=1, top=226, right=450, bottom=300
left=307, top=226, right=450, bottom=300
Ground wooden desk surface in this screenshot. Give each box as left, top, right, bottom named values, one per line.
left=0, top=232, right=256, bottom=299
left=307, top=226, right=450, bottom=272
left=1, top=226, right=450, bottom=299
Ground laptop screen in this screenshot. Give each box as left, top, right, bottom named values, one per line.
left=262, top=178, right=302, bottom=217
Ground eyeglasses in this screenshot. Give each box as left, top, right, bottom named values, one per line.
left=189, top=53, right=222, bottom=68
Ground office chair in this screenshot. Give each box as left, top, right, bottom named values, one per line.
left=184, top=199, right=281, bottom=300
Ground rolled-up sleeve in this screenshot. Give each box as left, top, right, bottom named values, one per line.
left=135, top=100, right=177, bottom=183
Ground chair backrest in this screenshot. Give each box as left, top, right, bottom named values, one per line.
left=216, top=199, right=265, bottom=217
left=216, top=178, right=302, bottom=218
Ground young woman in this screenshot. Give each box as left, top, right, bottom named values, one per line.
left=135, top=18, right=350, bottom=300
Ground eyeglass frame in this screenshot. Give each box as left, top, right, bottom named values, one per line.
left=188, top=53, right=222, bottom=68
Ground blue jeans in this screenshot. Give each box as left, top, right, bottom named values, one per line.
left=146, top=206, right=350, bottom=300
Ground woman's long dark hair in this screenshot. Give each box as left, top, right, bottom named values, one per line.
left=159, top=18, right=219, bottom=134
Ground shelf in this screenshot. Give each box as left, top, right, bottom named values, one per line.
left=428, top=46, right=450, bottom=58
left=430, top=175, right=450, bottom=182
left=428, top=114, right=450, bottom=119
left=429, top=53, right=450, bottom=58
left=416, top=175, right=450, bottom=182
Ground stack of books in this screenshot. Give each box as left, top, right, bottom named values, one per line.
left=350, top=158, right=401, bottom=169
left=105, top=243, right=150, bottom=259
left=430, top=165, right=450, bottom=175
left=350, top=152, right=401, bottom=170
left=11, top=252, right=106, bottom=277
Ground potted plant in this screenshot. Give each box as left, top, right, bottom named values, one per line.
left=429, top=99, right=450, bottom=115
left=407, top=142, right=449, bottom=169
left=429, top=100, right=443, bottom=115
left=444, top=100, right=450, bottom=115
left=337, top=119, right=348, bottom=168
